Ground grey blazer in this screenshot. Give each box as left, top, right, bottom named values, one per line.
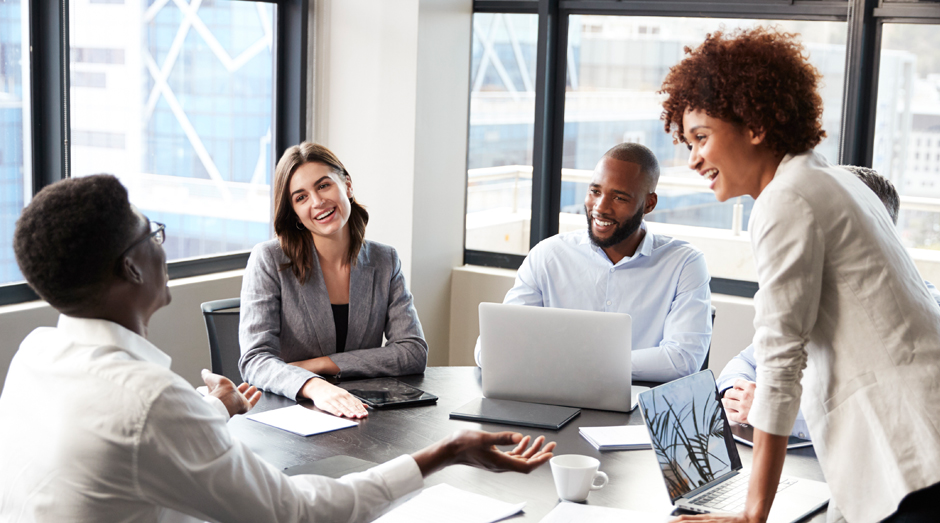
left=238, top=239, right=428, bottom=400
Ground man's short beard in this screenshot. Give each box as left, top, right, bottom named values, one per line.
left=586, top=204, right=645, bottom=249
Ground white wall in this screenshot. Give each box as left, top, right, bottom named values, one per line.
left=0, top=272, right=243, bottom=391
left=410, top=0, right=473, bottom=366
left=311, top=0, right=472, bottom=366
left=313, top=0, right=419, bottom=280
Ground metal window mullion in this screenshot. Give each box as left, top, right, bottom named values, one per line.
left=839, top=0, right=879, bottom=166
left=529, top=0, right=568, bottom=249
left=873, top=5, right=940, bottom=20
left=29, top=0, right=69, bottom=194
left=273, top=0, right=308, bottom=163
left=559, top=0, right=849, bottom=19
left=474, top=0, right=539, bottom=14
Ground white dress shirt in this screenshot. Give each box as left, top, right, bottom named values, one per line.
left=718, top=281, right=940, bottom=442
left=475, top=224, right=712, bottom=382
left=747, top=150, right=940, bottom=522
left=0, top=315, right=423, bottom=523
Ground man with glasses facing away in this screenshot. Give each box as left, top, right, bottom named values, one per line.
left=0, top=174, right=554, bottom=522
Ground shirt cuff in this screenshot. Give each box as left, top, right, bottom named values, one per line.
left=748, top=392, right=800, bottom=437
left=202, top=394, right=230, bottom=419
left=371, top=455, right=424, bottom=500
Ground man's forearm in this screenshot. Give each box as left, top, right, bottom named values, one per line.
left=410, top=439, right=452, bottom=478
left=744, top=429, right=789, bottom=523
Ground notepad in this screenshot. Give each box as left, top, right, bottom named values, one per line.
left=579, top=425, right=651, bottom=451
left=246, top=405, right=357, bottom=436
left=374, top=483, right=525, bottom=523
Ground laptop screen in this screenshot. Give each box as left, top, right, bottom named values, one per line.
left=638, top=370, right=742, bottom=502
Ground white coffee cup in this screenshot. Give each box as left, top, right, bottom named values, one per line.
left=550, top=454, right=609, bottom=502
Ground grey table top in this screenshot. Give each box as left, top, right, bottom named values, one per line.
left=227, top=366, right=827, bottom=521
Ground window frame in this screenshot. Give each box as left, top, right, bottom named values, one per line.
left=0, top=0, right=307, bottom=307
left=466, top=0, right=940, bottom=298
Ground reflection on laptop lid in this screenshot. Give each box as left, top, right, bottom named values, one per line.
left=479, top=302, right=648, bottom=413
left=638, top=370, right=742, bottom=502
left=638, top=371, right=830, bottom=523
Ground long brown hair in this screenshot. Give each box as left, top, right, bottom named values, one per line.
left=273, top=142, right=369, bottom=284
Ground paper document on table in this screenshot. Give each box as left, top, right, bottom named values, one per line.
left=539, top=502, right=670, bottom=523
left=245, top=405, right=357, bottom=436
left=374, top=483, right=525, bottom=523
left=579, top=425, right=652, bottom=451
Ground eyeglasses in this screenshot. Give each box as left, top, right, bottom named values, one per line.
left=118, top=221, right=166, bottom=260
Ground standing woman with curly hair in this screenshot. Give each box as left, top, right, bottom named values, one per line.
left=661, top=28, right=940, bottom=522
left=239, top=143, right=428, bottom=418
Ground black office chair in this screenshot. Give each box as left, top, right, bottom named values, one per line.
left=700, top=305, right=717, bottom=372
left=201, top=298, right=243, bottom=385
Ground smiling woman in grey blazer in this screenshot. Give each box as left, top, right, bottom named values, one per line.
left=239, top=142, right=428, bottom=418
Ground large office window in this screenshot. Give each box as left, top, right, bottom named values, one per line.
left=558, top=17, right=846, bottom=236
left=0, top=0, right=303, bottom=306
left=69, top=0, right=275, bottom=263
left=466, top=13, right=539, bottom=255
left=464, top=0, right=938, bottom=296
left=873, top=23, right=940, bottom=250
left=0, top=0, right=30, bottom=285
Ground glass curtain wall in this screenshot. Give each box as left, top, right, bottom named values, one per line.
left=69, top=0, right=276, bottom=263
left=873, top=23, right=940, bottom=251
left=0, top=0, right=30, bottom=284
left=558, top=17, right=847, bottom=236
left=465, top=13, right=539, bottom=255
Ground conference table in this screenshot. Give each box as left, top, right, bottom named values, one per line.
left=227, top=367, right=828, bottom=521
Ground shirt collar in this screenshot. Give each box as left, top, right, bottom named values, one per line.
left=579, top=221, right=653, bottom=264
left=56, top=314, right=172, bottom=369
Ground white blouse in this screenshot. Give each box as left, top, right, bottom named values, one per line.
left=747, top=150, right=940, bottom=522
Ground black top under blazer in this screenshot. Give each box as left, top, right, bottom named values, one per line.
left=238, top=239, right=428, bottom=400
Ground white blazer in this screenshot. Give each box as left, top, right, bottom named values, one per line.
left=746, top=150, right=940, bottom=522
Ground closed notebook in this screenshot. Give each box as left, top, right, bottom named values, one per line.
left=579, top=425, right=651, bottom=451
left=450, top=398, right=580, bottom=430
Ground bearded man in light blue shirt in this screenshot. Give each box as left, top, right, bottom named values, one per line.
left=475, top=143, right=712, bottom=382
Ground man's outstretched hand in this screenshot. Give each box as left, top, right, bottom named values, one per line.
left=412, top=430, right=556, bottom=477
left=201, top=369, right=262, bottom=418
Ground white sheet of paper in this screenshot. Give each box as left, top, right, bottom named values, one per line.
left=374, top=483, right=525, bottom=523
left=579, top=425, right=652, bottom=449
left=245, top=405, right=357, bottom=436
left=539, top=502, right=670, bottom=523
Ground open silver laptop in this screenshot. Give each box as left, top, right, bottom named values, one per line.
left=638, top=371, right=830, bottom=523
left=479, top=303, right=648, bottom=413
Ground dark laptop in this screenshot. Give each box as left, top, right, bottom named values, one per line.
left=637, top=371, right=830, bottom=523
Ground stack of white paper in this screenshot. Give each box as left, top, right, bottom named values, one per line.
left=579, top=425, right=651, bottom=451
left=374, top=483, right=525, bottom=523
left=245, top=405, right=357, bottom=436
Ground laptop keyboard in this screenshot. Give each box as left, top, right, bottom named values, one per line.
left=689, top=474, right=797, bottom=513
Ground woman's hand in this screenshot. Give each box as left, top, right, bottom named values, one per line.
left=301, top=377, right=368, bottom=418
left=411, top=430, right=556, bottom=477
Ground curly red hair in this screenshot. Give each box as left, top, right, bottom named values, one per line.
left=660, top=26, right=826, bottom=156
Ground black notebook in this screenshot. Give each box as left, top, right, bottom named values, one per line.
left=450, top=398, right=580, bottom=430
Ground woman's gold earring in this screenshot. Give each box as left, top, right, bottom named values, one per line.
left=296, top=220, right=306, bottom=231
